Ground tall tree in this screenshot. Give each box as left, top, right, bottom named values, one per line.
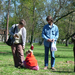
left=6, top=0, right=11, bottom=41
left=1, top=0, right=75, bottom=45
left=18, top=0, right=45, bottom=44
left=36, top=0, right=75, bottom=44
left=56, top=12, right=75, bottom=45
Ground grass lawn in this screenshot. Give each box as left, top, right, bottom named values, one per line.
left=0, top=42, right=75, bottom=75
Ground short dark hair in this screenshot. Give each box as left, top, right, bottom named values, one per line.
left=46, top=16, right=53, bottom=22
left=19, top=19, right=26, bottom=26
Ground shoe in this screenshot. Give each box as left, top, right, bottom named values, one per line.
left=20, top=65, right=24, bottom=68
left=15, top=65, right=24, bottom=68
left=43, top=66, right=48, bottom=70
left=51, top=67, right=56, bottom=70
left=15, top=65, right=19, bottom=68
left=15, top=66, right=18, bottom=68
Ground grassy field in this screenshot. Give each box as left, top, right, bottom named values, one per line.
left=0, top=42, right=75, bottom=75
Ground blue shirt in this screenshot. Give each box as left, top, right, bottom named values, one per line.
left=42, top=24, right=59, bottom=47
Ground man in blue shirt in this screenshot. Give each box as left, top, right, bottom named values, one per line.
left=42, top=16, right=59, bottom=70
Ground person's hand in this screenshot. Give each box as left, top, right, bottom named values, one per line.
left=52, top=39, right=54, bottom=42
left=14, top=34, right=19, bottom=38
left=13, top=34, right=16, bottom=37
left=22, top=46, right=25, bottom=50
left=23, top=46, right=25, bottom=51
left=47, top=39, right=52, bottom=42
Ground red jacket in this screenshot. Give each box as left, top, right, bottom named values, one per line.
left=25, top=53, right=37, bottom=66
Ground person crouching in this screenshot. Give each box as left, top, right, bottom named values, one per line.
left=23, top=49, right=39, bottom=70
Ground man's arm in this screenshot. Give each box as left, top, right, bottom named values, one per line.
left=42, top=26, right=52, bottom=42
left=42, top=26, right=49, bottom=40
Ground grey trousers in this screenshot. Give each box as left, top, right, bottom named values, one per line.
left=11, top=43, right=24, bottom=67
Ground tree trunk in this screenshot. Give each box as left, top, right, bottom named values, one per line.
left=72, top=35, right=75, bottom=72
left=6, top=0, right=11, bottom=41
left=39, top=38, right=44, bottom=45
left=30, top=31, right=34, bottom=44
left=30, top=0, right=35, bottom=45
left=66, top=39, right=69, bottom=46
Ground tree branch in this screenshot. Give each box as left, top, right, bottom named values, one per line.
left=53, top=0, right=62, bottom=20
left=54, top=10, right=75, bottom=23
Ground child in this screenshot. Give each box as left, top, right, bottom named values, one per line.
left=23, top=49, right=39, bottom=70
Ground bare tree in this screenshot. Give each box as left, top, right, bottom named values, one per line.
left=6, top=0, right=11, bottom=41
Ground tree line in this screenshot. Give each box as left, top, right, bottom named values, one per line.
left=0, top=0, right=75, bottom=45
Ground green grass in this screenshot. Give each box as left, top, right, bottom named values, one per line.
left=0, top=43, right=75, bottom=75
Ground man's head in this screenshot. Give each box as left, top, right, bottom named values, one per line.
left=18, top=19, right=26, bottom=29
left=46, top=16, right=53, bottom=25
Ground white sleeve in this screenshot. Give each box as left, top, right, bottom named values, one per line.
left=22, top=27, right=26, bottom=46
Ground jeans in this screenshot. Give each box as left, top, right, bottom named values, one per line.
left=44, top=43, right=55, bottom=67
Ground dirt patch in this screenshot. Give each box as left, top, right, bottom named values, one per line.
left=57, top=61, right=74, bottom=64
left=66, top=61, right=74, bottom=64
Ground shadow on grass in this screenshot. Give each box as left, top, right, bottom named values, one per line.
left=34, top=52, right=44, bottom=57
left=0, top=64, right=13, bottom=67
left=33, top=52, right=73, bottom=58
left=53, top=71, right=74, bottom=73
left=55, top=55, right=73, bottom=58
left=0, top=51, right=74, bottom=58
left=0, top=52, right=12, bottom=56
left=0, top=64, right=27, bottom=69
left=39, top=68, right=75, bottom=73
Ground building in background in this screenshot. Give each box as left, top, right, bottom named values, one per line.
left=0, top=29, right=6, bottom=42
